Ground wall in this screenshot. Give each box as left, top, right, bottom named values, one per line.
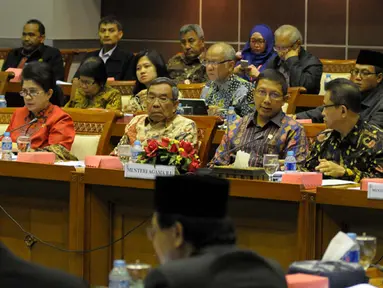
left=102, top=0, right=383, bottom=61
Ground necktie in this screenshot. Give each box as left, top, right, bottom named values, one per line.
left=17, top=57, right=28, bottom=69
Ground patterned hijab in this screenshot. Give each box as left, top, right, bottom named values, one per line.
left=241, top=24, right=276, bottom=71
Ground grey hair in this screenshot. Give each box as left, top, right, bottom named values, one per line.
left=148, top=77, right=179, bottom=101
left=179, top=24, right=204, bottom=40
left=209, top=42, right=236, bottom=61
left=275, top=25, right=303, bottom=44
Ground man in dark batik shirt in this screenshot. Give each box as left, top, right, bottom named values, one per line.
left=210, top=69, right=308, bottom=167
left=304, top=78, right=383, bottom=182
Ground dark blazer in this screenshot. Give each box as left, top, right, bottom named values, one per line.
left=296, top=84, right=383, bottom=129
left=266, top=48, right=323, bottom=94
left=144, top=245, right=287, bottom=288
left=2, top=44, right=64, bottom=81
left=73, top=46, right=135, bottom=80
left=0, top=242, right=88, bottom=288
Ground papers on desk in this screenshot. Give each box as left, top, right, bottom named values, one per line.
left=54, top=161, right=85, bottom=168
left=322, top=179, right=357, bottom=186
left=56, top=80, right=72, bottom=85
left=347, top=285, right=376, bottom=288
left=322, top=231, right=355, bottom=261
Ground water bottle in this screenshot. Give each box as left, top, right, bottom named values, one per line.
left=109, top=259, right=130, bottom=288
left=130, top=140, right=142, bottom=163
left=0, top=95, right=7, bottom=108
left=325, top=74, right=332, bottom=85
left=176, top=103, right=184, bottom=115
left=342, top=233, right=360, bottom=263
left=284, top=151, right=297, bottom=172
left=1, top=132, right=12, bottom=161
left=226, top=106, right=236, bottom=125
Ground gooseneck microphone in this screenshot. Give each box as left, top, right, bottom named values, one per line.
left=0, top=118, right=38, bottom=137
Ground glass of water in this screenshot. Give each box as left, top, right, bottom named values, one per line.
left=127, top=260, right=151, bottom=287
left=263, top=154, right=279, bottom=182
left=117, top=144, right=131, bottom=165
left=357, top=233, right=377, bottom=270
left=16, top=135, right=31, bottom=152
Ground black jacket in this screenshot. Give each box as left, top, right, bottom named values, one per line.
left=0, top=242, right=87, bottom=288
left=266, top=48, right=323, bottom=94
left=296, top=84, right=383, bottom=128
left=2, top=44, right=64, bottom=81
left=144, top=245, right=287, bottom=288
left=73, top=46, right=135, bottom=80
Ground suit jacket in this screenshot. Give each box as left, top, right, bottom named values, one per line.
left=73, top=46, right=135, bottom=80
left=296, top=84, right=383, bottom=128
left=0, top=242, right=87, bottom=288
left=2, top=44, right=64, bottom=81
left=265, top=48, right=323, bottom=94
left=144, top=245, right=287, bottom=288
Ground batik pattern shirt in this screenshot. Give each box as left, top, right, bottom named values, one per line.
left=167, top=53, right=208, bottom=84
left=201, top=74, right=254, bottom=117
left=304, top=119, right=383, bottom=182
left=6, top=104, right=77, bottom=160
left=210, top=111, right=308, bottom=167
left=65, top=85, right=122, bottom=110
left=113, top=114, right=198, bottom=155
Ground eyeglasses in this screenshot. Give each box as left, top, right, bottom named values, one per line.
left=19, top=89, right=44, bottom=98
left=250, top=39, right=266, bottom=45
left=254, top=89, right=283, bottom=100
left=350, top=69, right=378, bottom=78
left=147, top=95, right=173, bottom=103
left=273, top=41, right=297, bottom=52
left=201, top=59, right=231, bottom=67
left=79, top=79, right=96, bottom=87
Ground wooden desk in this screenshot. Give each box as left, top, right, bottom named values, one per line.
left=81, top=168, right=315, bottom=286
left=0, top=161, right=84, bottom=278
left=315, top=187, right=383, bottom=265
left=7, top=82, right=72, bottom=97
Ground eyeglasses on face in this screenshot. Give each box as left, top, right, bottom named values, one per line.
left=350, top=69, right=378, bottom=78
left=250, top=39, right=266, bottom=45
left=19, top=89, right=44, bottom=98
left=79, top=79, right=96, bottom=87
left=201, top=59, right=231, bottom=67
left=254, top=89, right=283, bottom=100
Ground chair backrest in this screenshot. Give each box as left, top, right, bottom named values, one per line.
left=285, top=87, right=306, bottom=114
left=109, top=81, right=136, bottom=95
left=177, top=83, right=205, bottom=99
left=0, top=107, right=16, bottom=135
left=183, top=115, right=218, bottom=167
left=60, top=49, right=79, bottom=82
left=63, top=108, right=115, bottom=160
left=0, top=72, right=15, bottom=95
left=295, top=94, right=324, bottom=109
left=319, top=59, right=355, bottom=95
left=0, top=48, right=12, bottom=71
left=303, top=123, right=326, bottom=144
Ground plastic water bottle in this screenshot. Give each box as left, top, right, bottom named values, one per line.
left=1, top=132, right=12, bottom=161
left=130, top=140, right=142, bottom=163
left=342, top=233, right=360, bottom=263
left=284, top=151, right=297, bottom=172
left=325, top=74, right=332, bottom=85
left=0, top=95, right=7, bottom=108
left=109, top=259, right=130, bottom=288
left=226, top=106, right=236, bottom=125
left=176, top=103, right=184, bottom=115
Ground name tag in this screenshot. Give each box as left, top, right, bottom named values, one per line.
left=367, top=182, right=383, bottom=200
left=124, top=163, right=176, bottom=179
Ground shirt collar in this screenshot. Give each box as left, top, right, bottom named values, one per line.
left=144, top=114, right=177, bottom=127
left=333, top=117, right=364, bottom=146
left=247, top=110, right=284, bottom=128
left=99, top=45, right=117, bottom=58
left=29, top=103, right=52, bottom=119
left=212, top=74, right=236, bottom=90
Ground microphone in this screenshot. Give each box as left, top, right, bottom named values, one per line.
left=0, top=118, right=38, bottom=137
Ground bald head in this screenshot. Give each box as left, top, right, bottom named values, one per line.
left=275, top=25, right=302, bottom=46
left=205, top=42, right=236, bottom=82
left=207, top=42, right=236, bottom=62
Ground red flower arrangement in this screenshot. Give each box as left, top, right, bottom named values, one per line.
left=137, top=137, right=200, bottom=173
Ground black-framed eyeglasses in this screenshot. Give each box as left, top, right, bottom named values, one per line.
left=350, top=69, right=378, bottom=78
left=250, top=39, right=266, bottom=45
left=79, top=79, right=96, bottom=87
left=201, top=59, right=231, bottom=67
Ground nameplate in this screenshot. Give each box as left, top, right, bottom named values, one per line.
left=124, top=163, right=176, bottom=179
left=367, top=182, right=383, bottom=200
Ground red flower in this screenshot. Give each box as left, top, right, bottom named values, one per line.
left=179, top=140, right=194, bottom=154
left=144, top=139, right=159, bottom=157
left=169, top=143, right=178, bottom=153
left=188, top=159, right=200, bottom=172
left=160, top=137, right=170, bottom=148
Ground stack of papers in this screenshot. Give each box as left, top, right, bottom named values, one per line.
left=321, top=179, right=357, bottom=186
left=54, top=161, right=85, bottom=168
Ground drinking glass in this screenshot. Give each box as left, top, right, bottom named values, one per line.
left=183, top=106, right=193, bottom=115
left=118, top=144, right=131, bottom=165
left=263, top=154, right=279, bottom=182
left=16, top=135, right=31, bottom=152
left=357, top=233, right=377, bottom=270
left=127, top=260, right=151, bottom=287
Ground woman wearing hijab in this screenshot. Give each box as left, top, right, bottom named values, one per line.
left=234, top=24, right=276, bottom=82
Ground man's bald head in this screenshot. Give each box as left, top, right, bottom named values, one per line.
left=274, top=25, right=303, bottom=60
left=275, top=25, right=302, bottom=45
left=205, top=42, right=236, bottom=82
left=207, top=42, right=236, bottom=62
